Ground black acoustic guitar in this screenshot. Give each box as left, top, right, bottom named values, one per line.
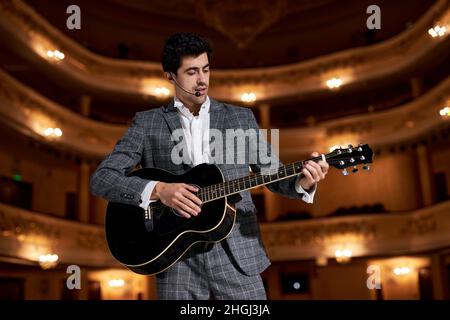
left=105, top=144, right=373, bottom=275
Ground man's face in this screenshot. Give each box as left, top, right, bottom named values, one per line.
left=172, top=52, right=210, bottom=106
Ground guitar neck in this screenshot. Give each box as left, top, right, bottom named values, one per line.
left=149, top=144, right=372, bottom=206
left=198, top=158, right=318, bottom=203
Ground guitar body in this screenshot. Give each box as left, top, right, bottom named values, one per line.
left=105, top=163, right=236, bottom=275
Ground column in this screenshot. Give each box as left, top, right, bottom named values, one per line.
left=258, top=103, right=275, bottom=221
left=259, top=103, right=271, bottom=129
left=409, top=77, right=423, bottom=98
left=79, top=95, right=91, bottom=117
left=430, top=254, right=447, bottom=300
left=90, top=195, right=108, bottom=225
left=263, top=187, right=279, bottom=222
left=78, top=159, right=90, bottom=223
left=416, top=144, right=435, bottom=206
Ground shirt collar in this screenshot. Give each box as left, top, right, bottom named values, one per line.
left=174, top=95, right=210, bottom=119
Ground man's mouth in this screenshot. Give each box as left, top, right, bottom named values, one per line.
left=195, top=87, right=207, bottom=96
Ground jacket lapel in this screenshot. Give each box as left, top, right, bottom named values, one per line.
left=161, top=100, right=182, bottom=133
left=209, top=98, right=226, bottom=131
left=160, top=100, right=189, bottom=170
left=208, top=98, right=227, bottom=166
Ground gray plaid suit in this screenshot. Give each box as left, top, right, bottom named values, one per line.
left=90, top=98, right=306, bottom=299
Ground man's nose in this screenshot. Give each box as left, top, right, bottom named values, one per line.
left=197, top=71, right=207, bottom=84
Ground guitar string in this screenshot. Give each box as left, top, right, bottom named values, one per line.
left=148, top=154, right=372, bottom=211
left=147, top=154, right=371, bottom=212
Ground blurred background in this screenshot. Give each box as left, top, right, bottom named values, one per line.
left=0, top=0, right=449, bottom=300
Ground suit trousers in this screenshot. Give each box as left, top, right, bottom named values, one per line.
left=155, top=239, right=267, bottom=300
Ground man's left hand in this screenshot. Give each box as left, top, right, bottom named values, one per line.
left=299, top=152, right=329, bottom=191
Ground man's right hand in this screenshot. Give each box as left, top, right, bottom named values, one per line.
left=150, top=182, right=202, bottom=218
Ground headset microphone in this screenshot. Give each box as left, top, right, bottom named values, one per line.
left=169, top=73, right=202, bottom=97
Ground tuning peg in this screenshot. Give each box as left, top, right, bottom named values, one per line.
left=348, top=144, right=353, bottom=148
left=352, top=166, right=358, bottom=173
left=363, top=165, right=370, bottom=171
left=342, top=168, right=349, bottom=176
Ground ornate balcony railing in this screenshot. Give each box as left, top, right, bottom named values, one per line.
left=260, top=200, right=450, bottom=261
left=2, top=200, right=449, bottom=266
left=0, top=202, right=117, bottom=268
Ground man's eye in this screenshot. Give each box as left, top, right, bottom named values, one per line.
left=187, top=71, right=195, bottom=75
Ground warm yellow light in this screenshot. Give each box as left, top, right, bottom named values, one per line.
left=428, top=25, right=447, bottom=38
left=393, top=266, right=411, bottom=276
left=154, top=87, right=170, bottom=97
left=54, top=50, right=65, bottom=60
left=329, top=145, right=345, bottom=152
left=440, top=106, right=450, bottom=117
left=108, top=279, right=125, bottom=288
left=44, top=128, right=54, bottom=136
left=38, top=254, right=59, bottom=269
left=54, top=128, right=63, bottom=137
left=43, top=127, right=63, bottom=138
left=326, top=77, right=343, bottom=89
left=46, top=49, right=65, bottom=61
left=241, top=92, right=256, bottom=103
left=141, top=79, right=173, bottom=98
left=334, top=249, right=352, bottom=263
left=329, top=142, right=357, bottom=152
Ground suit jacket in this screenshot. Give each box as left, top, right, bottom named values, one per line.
left=90, top=98, right=306, bottom=276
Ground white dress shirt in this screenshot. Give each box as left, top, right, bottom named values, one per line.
left=139, top=96, right=316, bottom=209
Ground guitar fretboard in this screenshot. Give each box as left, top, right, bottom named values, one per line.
left=198, top=159, right=318, bottom=203
left=147, top=144, right=373, bottom=212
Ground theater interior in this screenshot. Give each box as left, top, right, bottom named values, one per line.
left=0, top=0, right=449, bottom=300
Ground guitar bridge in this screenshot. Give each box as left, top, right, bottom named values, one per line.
left=144, top=205, right=154, bottom=232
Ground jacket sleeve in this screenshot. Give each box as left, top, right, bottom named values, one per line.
left=90, top=112, right=150, bottom=206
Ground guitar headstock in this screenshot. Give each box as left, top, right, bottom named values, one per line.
left=326, top=144, right=373, bottom=175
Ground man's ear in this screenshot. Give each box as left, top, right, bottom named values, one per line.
left=165, top=72, right=173, bottom=81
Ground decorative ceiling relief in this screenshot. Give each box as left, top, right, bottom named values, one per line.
left=195, top=0, right=287, bottom=48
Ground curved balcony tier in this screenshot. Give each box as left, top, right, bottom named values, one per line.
left=261, top=200, right=450, bottom=261
left=0, top=202, right=117, bottom=268
left=0, top=0, right=448, bottom=103
left=1, top=200, right=449, bottom=266
left=0, top=68, right=448, bottom=158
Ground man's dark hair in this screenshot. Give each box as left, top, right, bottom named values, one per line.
left=162, top=33, right=213, bottom=75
